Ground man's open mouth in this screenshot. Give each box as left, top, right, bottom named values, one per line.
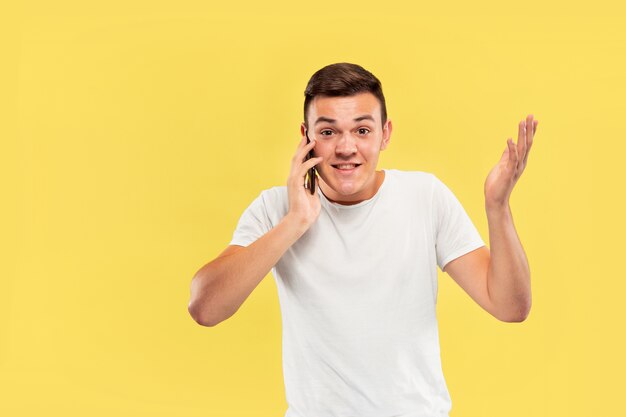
left=332, top=164, right=361, bottom=170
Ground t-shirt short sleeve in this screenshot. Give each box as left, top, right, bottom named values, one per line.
left=229, top=191, right=272, bottom=247
left=431, top=175, right=486, bottom=271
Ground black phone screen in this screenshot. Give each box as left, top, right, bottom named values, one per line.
left=304, top=129, right=316, bottom=194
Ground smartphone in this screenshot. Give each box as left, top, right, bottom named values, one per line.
left=304, top=129, right=316, bottom=194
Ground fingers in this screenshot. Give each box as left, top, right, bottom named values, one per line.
left=525, top=114, right=534, bottom=149
left=288, top=137, right=322, bottom=187
left=298, top=155, right=323, bottom=179
left=507, top=137, right=518, bottom=169
left=293, top=136, right=317, bottom=165
left=523, top=115, right=537, bottom=166
left=517, top=120, right=526, bottom=163
left=514, top=114, right=538, bottom=170
left=294, top=135, right=309, bottom=154
left=523, top=117, right=536, bottom=166
left=293, top=135, right=307, bottom=157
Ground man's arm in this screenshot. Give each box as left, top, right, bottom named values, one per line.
left=485, top=204, right=531, bottom=321
left=444, top=205, right=531, bottom=322
left=188, top=135, right=323, bottom=327
left=444, top=114, right=537, bottom=322
left=188, top=213, right=307, bottom=327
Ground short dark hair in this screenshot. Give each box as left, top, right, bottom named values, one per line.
left=303, top=62, right=387, bottom=129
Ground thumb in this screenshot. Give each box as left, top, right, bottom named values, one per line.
left=499, top=141, right=510, bottom=163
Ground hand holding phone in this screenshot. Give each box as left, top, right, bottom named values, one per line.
left=285, top=133, right=322, bottom=232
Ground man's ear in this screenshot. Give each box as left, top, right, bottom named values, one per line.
left=380, top=120, right=393, bottom=150
left=300, top=122, right=307, bottom=137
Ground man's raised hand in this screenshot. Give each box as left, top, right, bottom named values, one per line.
left=484, top=114, right=539, bottom=209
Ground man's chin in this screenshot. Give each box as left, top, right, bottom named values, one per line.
left=319, top=179, right=362, bottom=197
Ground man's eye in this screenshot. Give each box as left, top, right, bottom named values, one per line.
left=358, top=128, right=370, bottom=135
left=320, top=130, right=333, bottom=136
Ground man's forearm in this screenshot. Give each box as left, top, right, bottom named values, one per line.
left=485, top=203, right=532, bottom=322
left=189, top=214, right=308, bottom=326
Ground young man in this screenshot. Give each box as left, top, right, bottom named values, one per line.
left=188, top=63, right=538, bottom=416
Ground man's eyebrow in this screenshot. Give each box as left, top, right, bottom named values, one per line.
left=314, top=115, right=376, bottom=125
left=353, top=115, right=376, bottom=123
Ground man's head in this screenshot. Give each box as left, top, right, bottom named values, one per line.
left=301, top=63, right=393, bottom=205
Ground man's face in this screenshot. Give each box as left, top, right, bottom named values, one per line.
left=301, top=92, right=392, bottom=205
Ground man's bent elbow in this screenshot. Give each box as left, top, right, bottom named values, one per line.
left=498, top=301, right=531, bottom=323
left=188, top=271, right=221, bottom=327
left=188, top=301, right=220, bottom=327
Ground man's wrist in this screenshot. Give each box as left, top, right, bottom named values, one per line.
left=281, top=213, right=311, bottom=236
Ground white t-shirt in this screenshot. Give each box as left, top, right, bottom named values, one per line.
left=229, top=169, right=485, bottom=417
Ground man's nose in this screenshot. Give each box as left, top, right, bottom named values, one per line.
left=335, top=133, right=357, bottom=155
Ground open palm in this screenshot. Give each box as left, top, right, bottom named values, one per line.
left=484, top=115, right=538, bottom=208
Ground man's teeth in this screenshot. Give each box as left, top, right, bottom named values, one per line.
left=336, top=164, right=357, bottom=169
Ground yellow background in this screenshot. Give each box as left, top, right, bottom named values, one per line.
left=1, top=1, right=624, bottom=416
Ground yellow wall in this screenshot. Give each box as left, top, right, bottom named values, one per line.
left=1, top=1, right=623, bottom=416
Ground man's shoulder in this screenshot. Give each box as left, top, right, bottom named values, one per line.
left=260, top=185, right=288, bottom=200
left=255, top=185, right=289, bottom=213
left=386, top=169, right=437, bottom=187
